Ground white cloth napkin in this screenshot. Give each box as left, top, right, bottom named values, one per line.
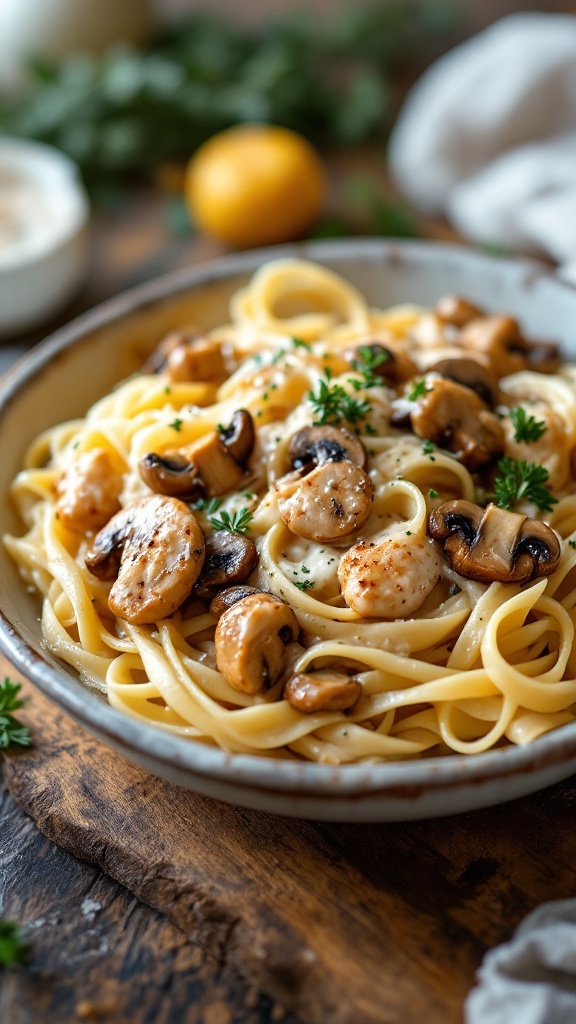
left=388, top=13, right=576, bottom=283
left=465, top=899, right=576, bottom=1023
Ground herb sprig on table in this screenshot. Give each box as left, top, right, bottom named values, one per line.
left=0, top=679, right=31, bottom=750
left=0, top=920, right=27, bottom=967
left=0, top=5, right=455, bottom=194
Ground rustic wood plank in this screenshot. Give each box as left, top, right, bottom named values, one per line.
left=0, top=776, right=297, bottom=1024
left=3, top=675, right=576, bottom=1024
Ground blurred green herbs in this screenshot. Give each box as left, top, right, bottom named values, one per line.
left=0, top=920, right=27, bottom=967
left=0, top=3, right=455, bottom=195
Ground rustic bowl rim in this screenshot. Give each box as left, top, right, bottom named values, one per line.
left=1, top=236, right=576, bottom=801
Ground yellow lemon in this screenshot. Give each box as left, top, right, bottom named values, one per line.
left=185, top=124, right=326, bottom=248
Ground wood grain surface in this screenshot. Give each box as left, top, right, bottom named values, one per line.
left=2, top=677, right=576, bottom=1024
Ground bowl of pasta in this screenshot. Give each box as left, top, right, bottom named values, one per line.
left=1, top=238, right=576, bottom=821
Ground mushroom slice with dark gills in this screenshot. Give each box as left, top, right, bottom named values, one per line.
left=428, top=358, right=499, bottom=409
left=139, top=409, right=255, bottom=500
left=85, top=495, right=205, bottom=624
left=391, top=377, right=504, bottom=471
left=194, top=531, right=258, bottom=599
left=209, top=585, right=262, bottom=620
left=284, top=670, right=362, bottom=713
left=428, top=500, right=561, bottom=584
left=288, top=424, right=367, bottom=472
left=276, top=425, right=373, bottom=543
left=214, top=593, right=299, bottom=695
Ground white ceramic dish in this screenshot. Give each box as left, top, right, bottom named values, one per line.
left=0, top=139, right=89, bottom=337
left=1, top=238, right=576, bottom=821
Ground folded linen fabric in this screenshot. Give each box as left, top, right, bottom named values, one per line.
left=465, top=899, right=576, bottom=1024
left=388, top=14, right=576, bottom=281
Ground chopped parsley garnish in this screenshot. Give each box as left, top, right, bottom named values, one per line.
left=509, top=406, right=547, bottom=444
left=168, top=418, right=182, bottom=432
left=209, top=507, right=253, bottom=535
left=428, top=489, right=439, bottom=499
left=164, top=386, right=171, bottom=395
left=407, top=378, right=430, bottom=402
left=291, top=336, right=312, bottom=352
left=308, top=370, right=372, bottom=426
left=350, top=345, right=389, bottom=389
left=301, top=565, right=310, bottom=574
left=294, top=579, right=315, bottom=592
left=191, top=496, right=222, bottom=515
left=0, top=679, right=31, bottom=750
left=569, top=540, right=576, bottom=550
left=422, top=439, right=436, bottom=456
left=493, top=457, right=557, bottom=512
left=0, top=920, right=27, bottom=966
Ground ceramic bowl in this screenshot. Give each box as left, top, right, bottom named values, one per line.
left=1, top=238, right=576, bottom=821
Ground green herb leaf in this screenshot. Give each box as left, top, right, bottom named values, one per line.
left=422, top=439, right=436, bottom=456
left=509, top=406, right=547, bottom=444
left=428, top=489, right=439, bottom=499
left=0, top=679, right=31, bottom=751
left=209, top=508, right=253, bottom=535
left=308, top=371, right=372, bottom=426
left=407, top=378, right=430, bottom=402
left=350, top=345, right=389, bottom=389
left=291, top=337, right=312, bottom=352
left=294, top=579, right=314, bottom=592
left=0, top=920, right=27, bottom=967
left=493, top=457, right=557, bottom=512
left=169, top=418, right=182, bottom=432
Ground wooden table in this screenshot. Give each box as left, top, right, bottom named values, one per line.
left=1, top=167, right=576, bottom=1024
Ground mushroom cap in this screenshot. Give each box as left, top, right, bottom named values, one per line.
left=429, top=357, right=499, bottom=409
left=284, top=670, right=362, bottom=713
left=409, top=378, right=504, bottom=470
left=194, top=531, right=258, bottom=598
left=209, top=585, right=262, bottom=620
left=215, top=593, right=299, bottom=694
left=219, top=409, right=255, bottom=465
left=85, top=495, right=205, bottom=624
left=434, top=295, right=484, bottom=328
left=288, top=424, right=367, bottom=472
left=139, top=452, right=205, bottom=500
left=429, top=500, right=561, bottom=584
left=277, top=461, right=373, bottom=543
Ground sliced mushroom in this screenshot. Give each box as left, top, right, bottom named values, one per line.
left=276, top=461, right=373, bottom=543
left=194, top=531, right=258, bottom=598
left=56, top=448, right=122, bottom=534
left=143, top=329, right=225, bottom=382
left=139, top=452, right=205, bottom=501
left=428, top=500, right=561, bottom=583
left=209, top=585, right=262, bottom=620
left=215, top=593, right=299, bottom=694
left=139, top=410, right=255, bottom=499
left=288, top=424, right=367, bottom=473
left=434, top=295, right=484, bottom=328
left=429, top=358, right=499, bottom=409
left=284, top=670, right=362, bottom=713
left=217, top=409, right=255, bottom=464
left=85, top=495, right=205, bottom=624
left=394, top=378, right=504, bottom=470
left=347, top=342, right=418, bottom=385
left=458, top=316, right=561, bottom=378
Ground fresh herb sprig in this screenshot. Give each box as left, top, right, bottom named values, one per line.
left=309, top=370, right=372, bottom=426
left=0, top=920, right=27, bottom=967
left=294, top=579, right=315, bottom=592
left=209, top=508, right=253, bottom=535
left=0, top=679, right=31, bottom=750
left=407, top=378, right=430, bottom=402
left=350, top=345, right=389, bottom=390
left=493, top=457, right=557, bottom=512
left=509, top=406, right=547, bottom=444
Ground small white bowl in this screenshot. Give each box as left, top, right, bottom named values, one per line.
left=0, top=138, right=89, bottom=338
